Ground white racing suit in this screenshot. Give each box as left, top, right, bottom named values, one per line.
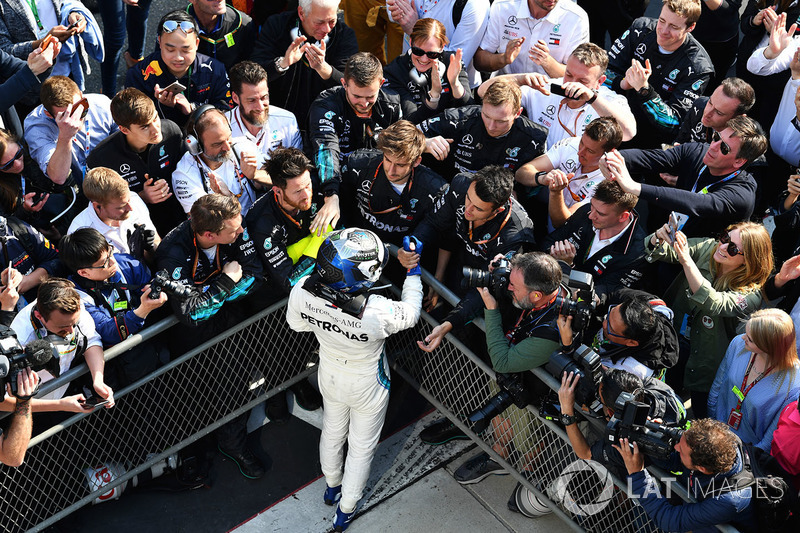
left=286, top=273, right=422, bottom=512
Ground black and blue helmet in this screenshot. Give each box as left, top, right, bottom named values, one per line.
left=316, top=228, right=388, bottom=294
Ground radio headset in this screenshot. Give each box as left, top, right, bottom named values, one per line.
left=185, top=104, right=217, bottom=155
left=290, top=19, right=330, bottom=48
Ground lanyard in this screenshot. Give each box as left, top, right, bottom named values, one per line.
left=732, top=353, right=773, bottom=412
left=468, top=198, right=513, bottom=245
left=191, top=235, right=222, bottom=285
left=690, top=165, right=741, bottom=195
left=367, top=162, right=413, bottom=214
left=193, top=155, right=246, bottom=199
left=556, top=99, right=585, bottom=138
left=26, top=0, right=43, bottom=30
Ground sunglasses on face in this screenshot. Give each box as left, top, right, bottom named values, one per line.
left=711, top=131, right=731, bottom=156
left=162, top=20, right=196, bottom=35
left=718, top=231, right=744, bottom=256
left=410, top=46, right=442, bottom=60
left=0, top=146, right=23, bottom=172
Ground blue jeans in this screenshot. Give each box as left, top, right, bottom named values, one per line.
left=100, top=0, right=153, bottom=97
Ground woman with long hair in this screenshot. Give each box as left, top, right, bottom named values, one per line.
left=646, top=221, right=773, bottom=418
left=709, top=308, right=800, bottom=450
left=383, top=18, right=472, bottom=123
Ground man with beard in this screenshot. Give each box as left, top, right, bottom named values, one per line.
left=67, top=167, right=160, bottom=263
left=87, top=88, right=186, bottom=235
left=245, top=147, right=330, bottom=420
left=173, top=107, right=266, bottom=216
left=226, top=61, right=303, bottom=171
left=308, top=52, right=402, bottom=191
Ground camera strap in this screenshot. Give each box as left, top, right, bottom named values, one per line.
left=29, top=309, right=88, bottom=361
left=505, top=289, right=563, bottom=346
left=303, top=274, right=369, bottom=319
left=73, top=277, right=142, bottom=341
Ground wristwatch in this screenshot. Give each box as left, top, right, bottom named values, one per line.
left=274, top=57, right=289, bottom=73
left=637, top=85, right=650, bottom=97
left=559, top=413, right=577, bottom=426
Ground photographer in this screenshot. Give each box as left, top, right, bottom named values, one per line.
left=0, top=368, right=39, bottom=467
left=59, top=228, right=168, bottom=386
left=422, top=253, right=564, bottom=483
left=589, top=289, right=679, bottom=380
left=614, top=419, right=755, bottom=532
left=558, top=368, right=685, bottom=476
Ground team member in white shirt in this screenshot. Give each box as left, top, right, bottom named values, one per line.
left=474, top=0, right=589, bottom=78
left=226, top=60, right=303, bottom=172
left=478, top=43, right=636, bottom=148
left=173, top=106, right=265, bottom=216
left=68, top=167, right=160, bottom=259
left=528, top=117, right=623, bottom=229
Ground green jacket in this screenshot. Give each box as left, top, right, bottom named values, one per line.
left=484, top=308, right=560, bottom=373
left=645, top=236, right=763, bottom=392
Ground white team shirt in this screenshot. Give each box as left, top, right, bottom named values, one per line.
left=543, top=136, right=604, bottom=210
left=172, top=141, right=259, bottom=216
left=226, top=105, right=303, bottom=168
left=67, top=194, right=157, bottom=255
left=11, top=301, right=103, bottom=399
left=522, top=81, right=630, bottom=148
left=479, top=0, right=589, bottom=76
left=286, top=275, right=422, bottom=378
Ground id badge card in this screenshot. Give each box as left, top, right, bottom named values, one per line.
left=679, top=314, right=691, bottom=338
left=762, top=214, right=777, bottom=237
left=727, top=409, right=742, bottom=430
left=37, top=27, right=49, bottom=39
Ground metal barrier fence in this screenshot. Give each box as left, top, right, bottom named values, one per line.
left=0, top=259, right=741, bottom=532
left=1, top=300, right=318, bottom=533
left=385, top=262, right=740, bottom=533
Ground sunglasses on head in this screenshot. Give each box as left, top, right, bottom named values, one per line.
left=0, top=146, right=23, bottom=172
left=718, top=231, right=744, bottom=256
left=410, top=46, right=442, bottom=60
left=162, top=20, right=196, bottom=35
left=711, top=131, right=731, bottom=156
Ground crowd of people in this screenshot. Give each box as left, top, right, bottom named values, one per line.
left=0, top=0, right=799, bottom=531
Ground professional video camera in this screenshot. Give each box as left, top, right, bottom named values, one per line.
left=149, top=270, right=193, bottom=300
left=0, top=325, right=59, bottom=398
left=553, top=270, right=596, bottom=335
left=546, top=344, right=604, bottom=407
left=605, top=392, right=684, bottom=461
left=462, top=257, right=511, bottom=294
left=467, top=373, right=530, bottom=433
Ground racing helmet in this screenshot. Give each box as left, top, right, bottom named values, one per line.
left=316, top=228, right=388, bottom=293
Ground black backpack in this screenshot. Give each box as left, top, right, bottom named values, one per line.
left=708, top=444, right=799, bottom=532
left=452, top=0, right=468, bottom=29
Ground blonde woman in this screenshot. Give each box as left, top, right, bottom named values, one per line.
left=709, top=309, right=800, bottom=451
left=645, top=221, right=773, bottom=417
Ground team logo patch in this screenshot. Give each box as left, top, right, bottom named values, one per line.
left=159, top=146, right=166, bottom=157
left=701, top=315, right=714, bottom=329
left=172, top=267, right=182, bottom=280
left=263, top=237, right=272, bottom=250
left=119, top=163, right=130, bottom=174
left=506, top=146, right=520, bottom=157
left=409, top=198, right=418, bottom=209
left=483, top=233, right=491, bottom=241
left=324, top=110, right=335, bottom=120
left=601, top=255, right=612, bottom=264
left=508, top=15, right=517, bottom=25
left=620, top=30, right=629, bottom=40
left=691, top=80, right=703, bottom=91
left=553, top=24, right=561, bottom=33
left=669, top=69, right=679, bottom=80
left=636, top=43, right=646, bottom=55
left=462, top=134, right=473, bottom=144
left=242, top=229, right=249, bottom=241
left=142, top=60, right=162, bottom=80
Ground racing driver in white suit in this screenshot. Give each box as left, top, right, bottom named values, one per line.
left=286, top=228, right=423, bottom=532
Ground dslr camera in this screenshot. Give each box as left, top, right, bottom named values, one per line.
left=467, top=373, right=530, bottom=433
left=149, top=270, right=193, bottom=300
left=605, top=392, right=684, bottom=461
left=553, top=270, right=596, bottom=335
left=0, top=325, right=59, bottom=398
left=546, top=344, right=604, bottom=407
left=462, top=257, right=511, bottom=294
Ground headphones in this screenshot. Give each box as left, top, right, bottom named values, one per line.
left=290, top=19, right=330, bottom=48
left=185, top=104, right=217, bottom=156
